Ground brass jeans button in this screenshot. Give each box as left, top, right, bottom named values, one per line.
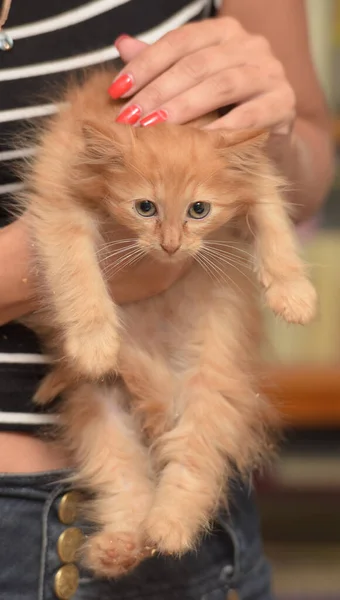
left=228, top=591, right=240, bottom=600
left=57, top=527, right=85, bottom=563
left=54, top=563, right=79, bottom=599
left=58, top=491, right=83, bottom=525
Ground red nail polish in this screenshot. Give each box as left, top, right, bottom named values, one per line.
left=108, top=73, right=133, bottom=99
left=114, top=34, right=130, bottom=46
left=116, top=104, right=142, bottom=125
left=139, top=110, right=168, bottom=127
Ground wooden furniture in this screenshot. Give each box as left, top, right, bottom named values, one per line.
left=262, top=365, right=340, bottom=427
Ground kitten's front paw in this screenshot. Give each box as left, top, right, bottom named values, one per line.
left=83, top=530, right=152, bottom=578
left=65, top=320, right=120, bottom=378
left=144, top=508, right=195, bottom=555
left=265, top=277, right=317, bottom=324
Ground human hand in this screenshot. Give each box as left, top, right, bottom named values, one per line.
left=107, top=257, right=190, bottom=305
left=109, top=18, right=296, bottom=135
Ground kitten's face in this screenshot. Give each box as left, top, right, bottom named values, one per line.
left=109, top=185, right=237, bottom=264
left=82, top=121, right=266, bottom=263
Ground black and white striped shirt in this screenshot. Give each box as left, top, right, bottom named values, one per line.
left=0, top=0, right=217, bottom=430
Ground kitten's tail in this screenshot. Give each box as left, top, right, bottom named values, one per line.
left=33, top=367, right=71, bottom=405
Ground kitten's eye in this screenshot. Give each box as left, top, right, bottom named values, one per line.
left=135, top=199, right=157, bottom=217
left=187, top=202, right=211, bottom=219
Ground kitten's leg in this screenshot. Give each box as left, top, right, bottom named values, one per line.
left=250, top=193, right=316, bottom=324
left=30, top=205, right=120, bottom=377
left=145, top=373, right=263, bottom=554
left=119, top=343, right=176, bottom=439
left=61, top=382, right=155, bottom=578
left=144, top=309, right=274, bottom=555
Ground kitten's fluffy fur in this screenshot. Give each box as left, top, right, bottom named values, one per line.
left=19, top=70, right=316, bottom=577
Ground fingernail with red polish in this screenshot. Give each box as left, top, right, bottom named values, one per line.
left=114, top=34, right=130, bottom=46
left=116, top=104, right=142, bottom=125
left=139, top=109, right=168, bottom=127
left=108, top=73, right=134, bottom=99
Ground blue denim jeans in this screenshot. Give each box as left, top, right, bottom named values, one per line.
left=0, top=470, right=273, bottom=600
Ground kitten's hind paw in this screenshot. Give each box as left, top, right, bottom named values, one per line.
left=64, top=320, right=120, bottom=379
left=83, top=530, right=152, bottom=578
left=265, top=277, right=317, bottom=324
left=144, top=508, right=195, bottom=556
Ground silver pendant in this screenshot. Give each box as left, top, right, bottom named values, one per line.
left=0, top=30, right=13, bottom=51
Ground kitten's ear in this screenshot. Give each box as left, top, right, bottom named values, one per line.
left=81, top=119, right=131, bottom=167
left=211, top=128, right=269, bottom=152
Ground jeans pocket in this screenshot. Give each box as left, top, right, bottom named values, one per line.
left=236, top=556, right=274, bottom=600
left=216, top=509, right=273, bottom=600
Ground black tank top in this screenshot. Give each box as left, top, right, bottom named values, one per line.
left=0, top=0, right=217, bottom=430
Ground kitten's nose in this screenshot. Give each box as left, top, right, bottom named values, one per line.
left=161, top=243, right=180, bottom=255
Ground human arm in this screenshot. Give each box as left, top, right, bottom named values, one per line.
left=0, top=219, right=188, bottom=326
left=219, top=0, right=334, bottom=220
left=0, top=219, right=36, bottom=325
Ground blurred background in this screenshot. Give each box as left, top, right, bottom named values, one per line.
left=256, top=2, right=340, bottom=597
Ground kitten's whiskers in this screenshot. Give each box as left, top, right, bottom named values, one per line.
left=104, top=247, right=146, bottom=280
left=202, top=246, right=251, bottom=270
left=201, top=247, right=255, bottom=287
left=101, top=243, right=140, bottom=266
left=193, top=252, right=220, bottom=286
left=100, top=238, right=137, bottom=251
left=197, top=250, right=246, bottom=297
left=204, top=241, right=255, bottom=260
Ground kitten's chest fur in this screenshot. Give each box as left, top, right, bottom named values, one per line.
left=119, top=238, right=259, bottom=375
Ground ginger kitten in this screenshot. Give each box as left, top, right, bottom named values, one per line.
left=18, top=69, right=316, bottom=578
